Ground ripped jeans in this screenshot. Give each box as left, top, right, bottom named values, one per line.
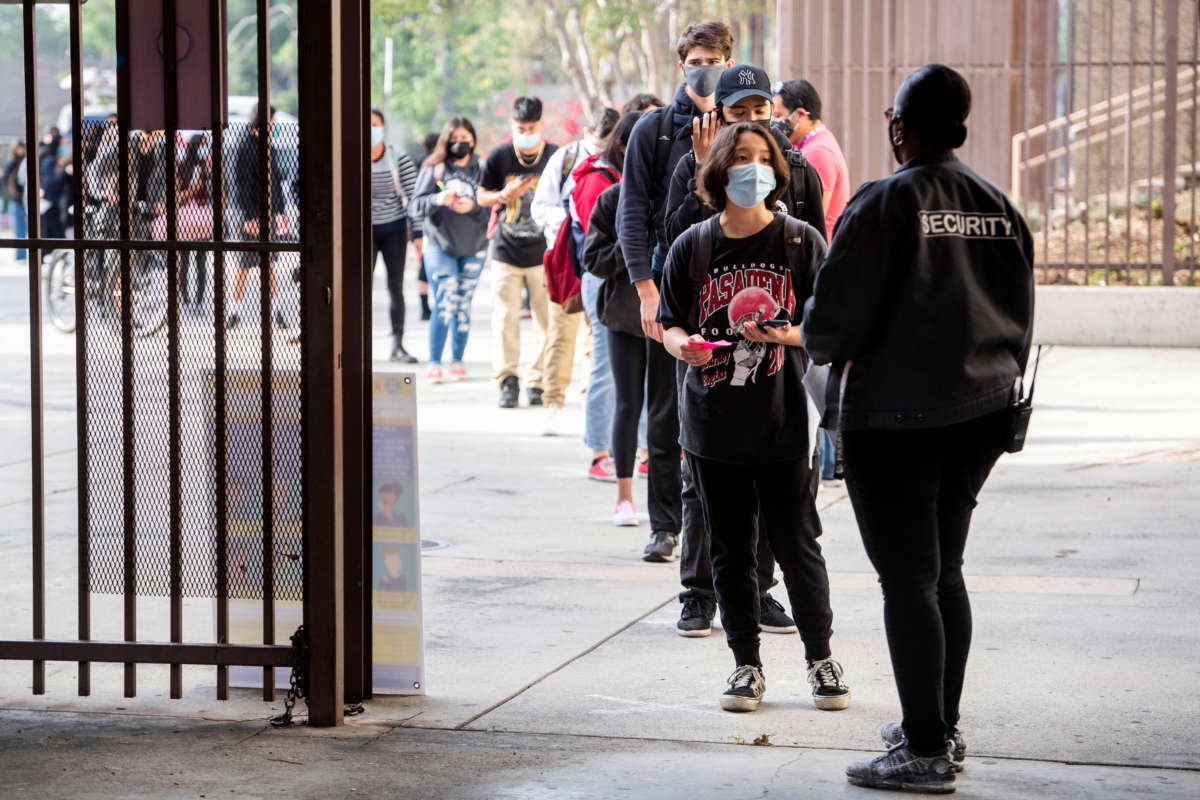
left=426, top=242, right=485, bottom=365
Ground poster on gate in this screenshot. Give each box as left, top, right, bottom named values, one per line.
left=370, top=372, right=426, bottom=695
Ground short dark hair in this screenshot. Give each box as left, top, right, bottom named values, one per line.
left=250, top=102, right=277, bottom=127
left=422, top=132, right=440, bottom=155
left=894, top=64, right=971, bottom=150
left=676, top=21, right=733, bottom=63
left=588, top=106, right=620, bottom=140
left=775, top=79, right=821, bottom=121
left=601, top=111, right=643, bottom=175
left=513, top=96, right=543, bottom=123
left=622, top=93, right=664, bottom=113
left=697, top=122, right=790, bottom=212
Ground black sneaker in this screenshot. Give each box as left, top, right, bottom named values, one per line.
left=676, top=595, right=715, bottom=638
left=499, top=376, right=519, bottom=409
left=225, top=313, right=240, bottom=330
left=846, top=742, right=956, bottom=794
left=642, top=531, right=678, bottom=563
left=720, top=664, right=765, bottom=712
left=527, top=386, right=544, bottom=406
left=275, top=310, right=289, bottom=330
left=881, top=723, right=966, bottom=773
left=758, top=594, right=797, bottom=634
left=806, top=657, right=851, bottom=710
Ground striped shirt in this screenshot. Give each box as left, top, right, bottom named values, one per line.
left=371, top=147, right=420, bottom=231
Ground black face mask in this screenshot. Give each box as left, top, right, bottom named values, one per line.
left=771, top=116, right=794, bottom=138
left=448, top=141, right=473, bottom=160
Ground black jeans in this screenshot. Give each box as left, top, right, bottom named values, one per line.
left=608, top=327, right=682, bottom=534
left=686, top=452, right=832, bottom=667
left=373, top=218, right=409, bottom=335
left=841, top=410, right=1008, bottom=756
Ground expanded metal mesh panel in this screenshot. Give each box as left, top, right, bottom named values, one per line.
left=83, top=122, right=305, bottom=601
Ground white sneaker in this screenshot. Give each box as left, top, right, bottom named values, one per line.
left=541, top=405, right=561, bottom=437
left=612, top=500, right=638, bottom=527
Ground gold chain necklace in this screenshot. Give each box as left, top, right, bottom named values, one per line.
left=513, top=140, right=545, bottom=168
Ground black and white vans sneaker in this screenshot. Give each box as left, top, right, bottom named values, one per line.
left=806, top=657, right=851, bottom=710
left=846, top=742, right=956, bottom=794
left=881, top=722, right=966, bottom=773
left=758, top=594, right=797, bottom=634
left=720, top=664, right=765, bottom=712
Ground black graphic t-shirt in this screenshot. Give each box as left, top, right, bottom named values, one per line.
left=480, top=142, right=559, bottom=267
left=659, top=215, right=820, bottom=464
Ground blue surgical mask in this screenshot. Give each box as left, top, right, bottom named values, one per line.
left=683, top=64, right=724, bottom=98
left=513, top=130, right=542, bottom=150
left=726, top=162, right=776, bottom=208
left=371, top=127, right=385, bottom=147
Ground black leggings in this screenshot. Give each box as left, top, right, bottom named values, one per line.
left=373, top=219, right=409, bottom=335
left=179, top=250, right=207, bottom=305
left=686, top=452, right=831, bottom=667
left=841, top=410, right=1007, bottom=756
left=608, top=327, right=682, bottom=534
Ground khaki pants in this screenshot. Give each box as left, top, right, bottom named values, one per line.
left=491, top=257, right=551, bottom=388
left=542, top=300, right=583, bottom=407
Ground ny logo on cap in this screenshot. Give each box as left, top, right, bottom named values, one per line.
left=739, top=69, right=756, bottom=86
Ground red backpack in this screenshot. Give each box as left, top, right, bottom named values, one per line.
left=543, top=150, right=617, bottom=312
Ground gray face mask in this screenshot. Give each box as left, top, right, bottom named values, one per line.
left=684, top=64, right=724, bottom=98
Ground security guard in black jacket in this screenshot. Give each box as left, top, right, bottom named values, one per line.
left=802, top=65, right=1034, bottom=794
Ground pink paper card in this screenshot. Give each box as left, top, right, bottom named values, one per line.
left=687, top=339, right=734, bottom=350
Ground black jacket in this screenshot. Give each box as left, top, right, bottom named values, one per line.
left=802, top=151, right=1035, bottom=431
left=616, top=84, right=701, bottom=283
left=664, top=127, right=827, bottom=246
left=582, top=182, right=643, bottom=338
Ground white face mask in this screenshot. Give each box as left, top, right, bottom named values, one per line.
left=513, top=130, right=542, bottom=150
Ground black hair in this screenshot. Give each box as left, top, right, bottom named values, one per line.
left=775, top=79, right=821, bottom=121
left=622, top=93, right=664, bottom=112
left=423, top=117, right=478, bottom=168
left=588, top=106, right=620, bottom=140
left=250, top=102, right=277, bottom=126
left=512, top=96, right=543, bottom=123
left=422, top=132, right=440, bottom=155
left=894, top=64, right=971, bottom=150
left=370, top=108, right=386, bottom=125
left=601, top=111, right=643, bottom=175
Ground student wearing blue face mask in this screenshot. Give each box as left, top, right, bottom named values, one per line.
left=658, top=122, right=850, bottom=715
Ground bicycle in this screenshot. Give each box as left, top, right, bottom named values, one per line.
left=44, top=203, right=169, bottom=338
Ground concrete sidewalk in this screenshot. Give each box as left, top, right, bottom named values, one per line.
left=0, top=260, right=1198, bottom=797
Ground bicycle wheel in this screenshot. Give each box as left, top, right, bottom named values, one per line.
left=44, top=250, right=77, bottom=334
left=128, top=253, right=169, bottom=338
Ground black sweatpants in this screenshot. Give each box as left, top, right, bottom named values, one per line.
left=680, top=452, right=778, bottom=600
left=841, top=410, right=1008, bottom=756
left=373, top=218, right=409, bottom=335
left=179, top=250, right=207, bottom=306
left=608, top=327, right=682, bottom=534
left=686, top=452, right=832, bottom=668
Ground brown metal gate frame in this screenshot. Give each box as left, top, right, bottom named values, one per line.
left=0, top=0, right=373, bottom=727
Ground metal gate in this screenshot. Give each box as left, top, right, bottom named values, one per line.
left=778, top=0, right=1198, bottom=285
left=0, top=0, right=374, bottom=726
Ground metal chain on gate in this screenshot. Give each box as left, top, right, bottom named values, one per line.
left=269, top=625, right=309, bottom=728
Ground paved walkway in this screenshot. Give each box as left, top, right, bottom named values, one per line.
left=0, top=255, right=1198, bottom=797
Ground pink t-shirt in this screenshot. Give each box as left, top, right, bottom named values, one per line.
left=799, top=126, right=850, bottom=242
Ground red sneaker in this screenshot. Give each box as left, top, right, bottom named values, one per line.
left=637, top=458, right=649, bottom=478
left=449, top=363, right=468, bottom=380
left=427, top=365, right=444, bottom=384
left=588, top=455, right=617, bottom=483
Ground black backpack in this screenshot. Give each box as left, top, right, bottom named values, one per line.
left=686, top=213, right=815, bottom=329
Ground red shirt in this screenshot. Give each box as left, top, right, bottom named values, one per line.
left=799, top=126, right=850, bottom=242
